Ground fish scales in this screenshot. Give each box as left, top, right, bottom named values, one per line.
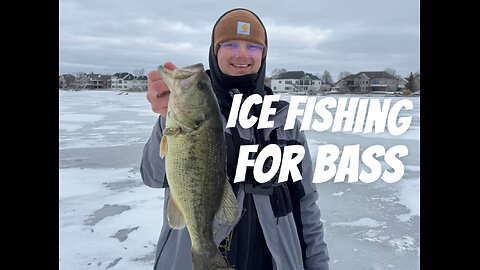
left=158, top=63, right=238, bottom=270
left=167, top=118, right=225, bottom=250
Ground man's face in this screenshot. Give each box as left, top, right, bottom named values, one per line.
left=217, top=40, right=264, bottom=76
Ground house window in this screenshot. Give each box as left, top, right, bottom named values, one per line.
left=279, top=81, right=282, bottom=83
left=273, top=86, right=276, bottom=90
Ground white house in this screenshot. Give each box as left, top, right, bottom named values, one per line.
left=111, top=73, right=147, bottom=91
left=271, top=71, right=322, bottom=92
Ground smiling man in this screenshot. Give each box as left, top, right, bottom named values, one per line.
left=212, top=11, right=265, bottom=77
left=216, top=40, right=263, bottom=76
left=142, top=8, right=329, bottom=270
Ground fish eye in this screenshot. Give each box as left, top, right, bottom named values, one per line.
left=197, top=80, right=209, bottom=91
left=195, top=119, right=204, bottom=127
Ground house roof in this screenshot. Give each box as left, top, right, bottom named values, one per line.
left=337, top=71, right=397, bottom=83
left=358, top=71, right=397, bottom=80
left=340, top=73, right=368, bottom=81
left=113, top=72, right=132, bottom=80
left=86, top=73, right=111, bottom=81
left=111, top=73, right=147, bottom=81
left=273, top=71, right=321, bottom=80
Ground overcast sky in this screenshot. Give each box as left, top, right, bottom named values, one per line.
left=59, top=0, right=419, bottom=80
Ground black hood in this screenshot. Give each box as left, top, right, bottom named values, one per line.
left=207, top=8, right=268, bottom=111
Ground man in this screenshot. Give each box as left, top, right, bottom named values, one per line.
left=141, top=8, right=329, bottom=270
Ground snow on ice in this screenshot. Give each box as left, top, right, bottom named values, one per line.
left=59, top=90, right=420, bottom=270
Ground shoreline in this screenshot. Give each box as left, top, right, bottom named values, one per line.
left=59, top=88, right=420, bottom=98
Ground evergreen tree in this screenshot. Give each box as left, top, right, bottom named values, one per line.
left=405, top=72, right=415, bottom=92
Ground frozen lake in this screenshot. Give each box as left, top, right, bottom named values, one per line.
left=59, top=90, right=420, bottom=269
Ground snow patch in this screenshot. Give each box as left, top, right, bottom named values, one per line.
left=331, top=217, right=386, bottom=228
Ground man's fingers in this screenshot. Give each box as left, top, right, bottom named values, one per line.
left=147, top=70, right=162, bottom=84
left=164, top=61, right=177, bottom=71
left=150, top=79, right=169, bottom=96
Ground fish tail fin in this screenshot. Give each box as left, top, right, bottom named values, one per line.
left=191, top=247, right=235, bottom=270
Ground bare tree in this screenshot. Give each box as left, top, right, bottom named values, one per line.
left=133, top=68, right=145, bottom=77
left=321, top=70, right=334, bottom=85
left=337, top=71, right=351, bottom=81
left=271, top=68, right=287, bottom=77
left=73, top=72, right=88, bottom=89
left=384, top=67, right=397, bottom=76
left=75, top=72, right=86, bottom=79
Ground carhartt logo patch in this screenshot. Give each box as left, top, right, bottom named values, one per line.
left=237, top=21, right=250, bottom=35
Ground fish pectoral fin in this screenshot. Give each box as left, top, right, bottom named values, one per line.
left=214, top=180, right=239, bottom=226
left=159, top=136, right=168, bottom=158
left=167, top=194, right=186, bottom=229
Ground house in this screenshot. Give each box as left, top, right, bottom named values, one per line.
left=271, top=71, right=322, bottom=92
left=111, top=73, right=147, bottom=91
left=397, top=76, right=408, bottom=90
left=59, top=71, right=148, bottom=91
left=85, top=73, right=112, bottom=89
left=111, top=72, right=132, bottom=90
left=335, top=71, right=399, bottom=92
left=59, top=74, right=75, bottom=89
left=133, top=76, right=148, bottom=91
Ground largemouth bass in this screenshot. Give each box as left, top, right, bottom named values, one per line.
left=158, top=63, right=238, bottom=270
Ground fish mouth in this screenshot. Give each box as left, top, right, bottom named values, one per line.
left=158, top=65, right=174, bottom=76
left=158, top=65, right=175, bottom=91
left=158, top=63, right=207, bottom=109
left=158, top=63, right=205, bottom=94
left=179, top=63, right=204, bottom=74
left=160, top=63, right=204, bottom=79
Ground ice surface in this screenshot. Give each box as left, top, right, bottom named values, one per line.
left=277, top=94, right=420, bottom=269
left=59, top=90, right=420, bottom=269
left=331, top=218, right=387, bottom=228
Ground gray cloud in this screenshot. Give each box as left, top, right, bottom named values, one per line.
left=59, top=0, right=419, bottom=78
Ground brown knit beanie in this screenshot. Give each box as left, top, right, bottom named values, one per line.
left=213, top=9, right=267, bottom=58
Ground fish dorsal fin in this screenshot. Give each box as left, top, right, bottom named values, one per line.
left=214, top=179, right=239, bottom=226
left=167, top=193, right=186, bottom=229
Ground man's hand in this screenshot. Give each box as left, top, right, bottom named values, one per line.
left=146, top=62, right=177, bottom=117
